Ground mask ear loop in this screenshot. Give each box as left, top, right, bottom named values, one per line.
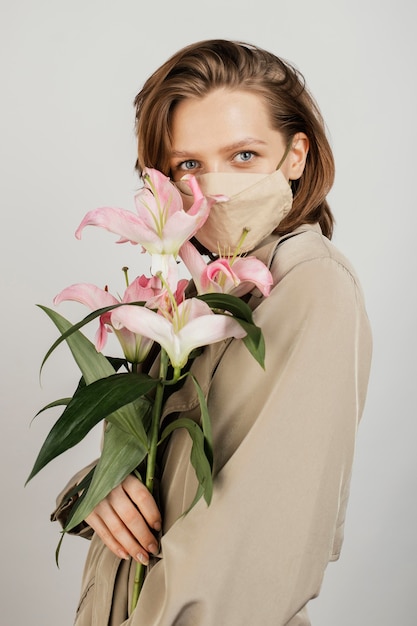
left=276, top=136, right=294, bottom=171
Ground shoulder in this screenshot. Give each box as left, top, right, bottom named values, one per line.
left=250, top=224, right=368, bottom=322
left=270, top=224, right=364, bottom=297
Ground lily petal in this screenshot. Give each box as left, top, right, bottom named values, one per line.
left=112, top=298, right=246, bottom=369
left=54, top=279, right=163, bottom=363
left=175, top=310, right=246, bottom=367
left=179, top=242, right=273, bottom=298
left=74, top=169, right=225, bottom=283
left=53, top=283, right=118, bottom=309
left=123, top=275, right=161, bottom=304
left=203, top=259, right=240, bottom=293
left=114, top=326, right=154, bottom=364
left=111, top=305, right=175, bottom=355
left=181, top=175, right=228, bottom=216
left=228, top=257, right=273, bottom=297
left=75, top=207, right=147, bottom=246
left=179, top=241, right=206, bottom=294
left=142, top=168, right=183, bottom=217
left=54, top=283, right=118, bottom=352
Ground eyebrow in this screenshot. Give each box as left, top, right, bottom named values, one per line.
left=170, top=137, right=267, bottom=158
left=222, top=138, right=268, bottom=152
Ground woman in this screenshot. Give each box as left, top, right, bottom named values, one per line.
left=53, top=39, right=372, bottom=625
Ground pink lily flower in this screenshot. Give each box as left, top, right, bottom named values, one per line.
left=111, top=297, right=246, bottom=373
left=179, top=241, right=273, bottom=298
left=53, top=275, right=187, bottom=364
left=75, top=168, right=219, bottom=280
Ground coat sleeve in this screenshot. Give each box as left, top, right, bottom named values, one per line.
left=50, top=460, right=97, bottom=539
left=123, top=254, right=372, bottom=626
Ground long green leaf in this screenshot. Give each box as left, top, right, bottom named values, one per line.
left=64, top=465, right=96, bottom=502
left=55, top=465, right=96, bottom=567
left=38, top=306, right=116, bottom=383
left=35, top=398, right=72, bottom=415
left=38, top=303, right=145, bottom=374
left=160, top=417, right=213, bottom=507
left=65, top=422, right=147, bottom=531
left=235, top=319, right=265, bottom=369
left=190, top=375, right=213, bottom=467
left=27, top=373, right=156, bottom=483
left=107, top=395, right=152, bottom=444
left=198, top=294, right=265, bottom=368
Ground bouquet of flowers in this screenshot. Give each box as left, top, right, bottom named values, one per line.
left=27, top=168, right=273, bottom=609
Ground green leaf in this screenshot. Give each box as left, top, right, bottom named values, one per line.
left=106, top=356, right=129, bottom=372
left=190, top=375, right=213, bottom=467
left=235, top=319, right=265, bottom=369
left=197, top=293, right=265, bottom=368
left=38, top=306, right=116, bottom=384
left=55, top=466, right=96, bottom=567
left=65, top=422, right=147, bottom=531
left=64, top=465, right=96, bottom=502
left=38, top=303, right=145, bottom=375
left=160, top=417, right=213, bottom=508
left=107, top=395, right=153, bottom=444
left=197, top=293, right=254, bottom=322
left=34, top=398, right=72, bottom=416
left=26, top=373, right=156, bottom=483
left=183, top=483, right=205, bottom=516
left=55, top=532, right=66, bottom=569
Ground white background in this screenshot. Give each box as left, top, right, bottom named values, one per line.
left=1, top=1, right=416, bottom=624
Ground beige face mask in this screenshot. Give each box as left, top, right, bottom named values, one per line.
left=176, top=168, right=293, bottom=254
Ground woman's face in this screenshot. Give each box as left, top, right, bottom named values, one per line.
left=169, top=88, right=292, bottom=181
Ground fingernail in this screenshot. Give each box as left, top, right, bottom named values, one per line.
left=153, top=521, right=162, bottom=532
left=137, top=552, right=149, bottom=566
left=148, top=542, right=159, bottom=555
left=117, top=549, right=129, bottom=560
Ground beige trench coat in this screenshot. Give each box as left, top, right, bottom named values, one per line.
left=54, top=224, right=372, bottom=626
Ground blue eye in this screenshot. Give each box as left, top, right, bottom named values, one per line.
left=179, top=160, right=199, bottom=171
left=235, top=151, right=254, bottom=162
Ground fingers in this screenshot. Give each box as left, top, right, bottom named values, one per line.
left=85, top=476, right=162, bottom=564
left=86, top=500, right=151, bottom=565
left=122, top=474, right=162, bottom=532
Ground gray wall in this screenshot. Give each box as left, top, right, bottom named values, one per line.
left=1, top=0, right=415, bottom=624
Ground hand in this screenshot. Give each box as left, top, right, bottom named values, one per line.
left=85, top=474, right=162, bottom=565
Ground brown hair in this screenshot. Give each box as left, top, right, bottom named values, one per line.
left=134, top=39, right=335, bottom=239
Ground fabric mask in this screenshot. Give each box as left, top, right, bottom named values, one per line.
left=175, top=166, right=293, bottom=254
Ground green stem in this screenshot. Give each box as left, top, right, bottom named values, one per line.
left=130, top=349, right=169, bottom=613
